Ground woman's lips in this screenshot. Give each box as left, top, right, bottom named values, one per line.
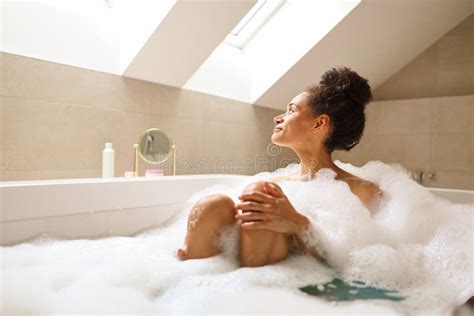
left=273, top=128, right=283, bottom=132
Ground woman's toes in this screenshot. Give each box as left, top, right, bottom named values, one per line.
left=175, top=247, right=187, bottom=260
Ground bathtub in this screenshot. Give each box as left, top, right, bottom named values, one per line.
left=1, top=175, right=472, bottom=246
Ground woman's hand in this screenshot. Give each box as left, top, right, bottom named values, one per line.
left=234, top=182, right=309, bottom=235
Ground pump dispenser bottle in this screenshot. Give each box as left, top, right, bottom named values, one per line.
left=102, top=143, right=115, bottom=178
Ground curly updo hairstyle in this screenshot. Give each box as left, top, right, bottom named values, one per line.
left=305, top=66, right=372, bottom=152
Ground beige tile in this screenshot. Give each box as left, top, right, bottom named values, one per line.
left=438, top=62, right=474, bottom=96
left=115, top=111, right=153, bottom=153
left=149, top=87, right=211, bottom=121
left=456, top=13, right=474, bottom=30
left=1, top=97, right=67, bottom=170
left=0, top=53, right=316, bottom=179
left=373, top=43, right=440, bottom=100
left=0, top=97, right=5, bottom=170
left=373, top=98, right=432, bottom=134
left=274, top=147, right=299, bottom=169
left=423, top=170, right=473, bottom=190
left=149, top=115, right=203, bottom=175
left=1, top=95, right=153, bottom=176
left=373, top=15, right=474, bottom=100
left=149, top=86, right=274, bottom=127
left=404, top=67, right=440, bottom=99
left=115, top=76, right=155, bottom=113
left=247, top=139, right=284, bottom=174
left=201, top=120, right=254, bottom=161
left=0, top=53, right=114, bottom=111
left=408, top=45, right=439, bottom=73
left=333, top=134, right=376, bottom=167
left=114, top=111, right=153, bottom=176
left=432, top=134, right=473, bottom=172
left=1, top=96, right=122, bottom=170
left=363, top=135, right=432, bottom=170
left=203, top=97, right=276, bottom=127
left=150, top=116, right=203, bottom=156
left=363, top=104, right=377, bottom=135
left=374, top=66, right=439, bottom=100
left=150, top=83, right=182, bottom=112
left=437, top=13, right=473, bottom=66
left=333, top=151, right=366, bottom=167
left=166, top=119, right=277, bottom=175
left=0, top=52, right=152, bottom=113
left=432, top=95, right=474, bottom=134
left=437, top=31, right=473, bottom=66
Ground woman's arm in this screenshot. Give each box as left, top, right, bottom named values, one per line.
left=349, top=181, right=383, bottom=215
left=235, top=181, right=326, bottom=262
left=291, top=213, right=326, bottom=263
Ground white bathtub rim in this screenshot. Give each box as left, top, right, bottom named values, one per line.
left=1, top=175, right=472, bottom=246
left=1, top=175, right=471, bottom=192
left=0, top=174, right=252, bottom=187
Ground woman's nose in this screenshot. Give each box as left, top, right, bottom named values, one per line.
left=274, top=115, right=283, bottom=124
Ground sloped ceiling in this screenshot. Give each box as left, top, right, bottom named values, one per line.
left=123, top=0, right=474, bottom=110
left=122, top=0, right=256, bottom=87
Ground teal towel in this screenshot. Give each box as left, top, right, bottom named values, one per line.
left=299, top=278, right=404, bottom=302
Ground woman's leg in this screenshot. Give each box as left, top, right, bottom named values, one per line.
left=176, top=181, right=290, bottom=266
left=238, top=181, right=290, bottom=267
left=176, top=194, right=236, bottom=260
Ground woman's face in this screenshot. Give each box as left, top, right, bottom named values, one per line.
left=271, top=92, right=328, bottom=149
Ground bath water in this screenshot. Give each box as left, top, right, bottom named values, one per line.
left=1, top=160, right=472, bottom=314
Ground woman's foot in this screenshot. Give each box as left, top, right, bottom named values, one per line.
left=175, top=247, right=186, bottom=260
left=174, top=194, right=236, bottom=261
left=175, top=243, right=220, bottom=261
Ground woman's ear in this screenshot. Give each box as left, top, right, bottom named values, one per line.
left=313, top=114, right=330, bottom=129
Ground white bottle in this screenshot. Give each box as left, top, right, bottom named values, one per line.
left=102, top=143, right=115, bottom=178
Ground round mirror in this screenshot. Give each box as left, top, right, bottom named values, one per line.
left=137, top=128, right=173, bottom=164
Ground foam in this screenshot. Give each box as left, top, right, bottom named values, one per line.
left=1, top=160, right=472, bottom=314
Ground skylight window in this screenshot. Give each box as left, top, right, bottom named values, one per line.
left=224, top=0, right=285, bottom=49
left=186, top=0, right=361, bottom=105
left=229, top=0, right=267, bottom=36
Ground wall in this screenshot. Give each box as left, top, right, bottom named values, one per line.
left=334, top=14, right=473, bottom=190
left=0, top=52, right=295, bottom=180
left=2, top=14, right=473, bottom=188
left=334, top=95, right=473, bottom=189
left=373, top=13, right=473, bottom=100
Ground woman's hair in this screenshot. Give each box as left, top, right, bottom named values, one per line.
left=305, top=66, right=372, bottom=152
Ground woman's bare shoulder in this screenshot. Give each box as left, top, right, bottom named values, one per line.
left=344, top=176, right=382, bottom=213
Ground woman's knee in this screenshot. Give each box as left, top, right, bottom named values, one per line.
left=200, top=194, right=235, bottom=209
left=192, top=194, right=236, bottom=223
left=239, top=181, right=288, bottom=267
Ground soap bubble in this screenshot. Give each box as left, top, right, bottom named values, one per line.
left=1, top=160, right=472, bottom=314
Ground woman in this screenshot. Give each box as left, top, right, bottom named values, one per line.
left=175, top=67, right=382, bottom=267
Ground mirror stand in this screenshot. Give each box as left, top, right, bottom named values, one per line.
left=130, top=128, right=177, bottom=177
left=132, top=143, right=176, bottom=176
